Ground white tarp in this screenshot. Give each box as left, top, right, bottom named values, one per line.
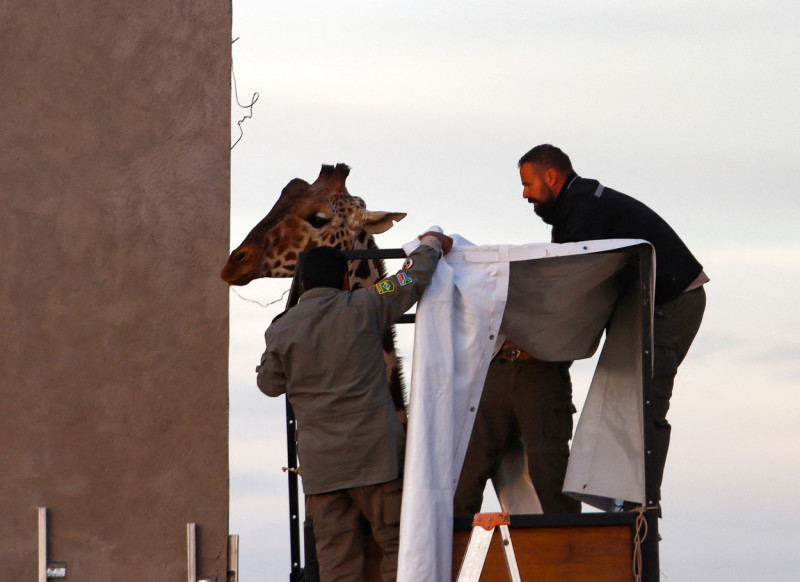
left=397, top=236, right=654, bottom=582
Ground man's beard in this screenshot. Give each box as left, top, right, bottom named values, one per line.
left=533, top=198, right=558, bottom=223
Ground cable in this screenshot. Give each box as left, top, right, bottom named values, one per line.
left=230, top=37, right=259, bottom=150
left=231, top=287, right=290, bottom=308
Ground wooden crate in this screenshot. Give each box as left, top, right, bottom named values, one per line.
left=345, top=512, right=637, bottom=581
left=452, top=513, right=636, bottom=582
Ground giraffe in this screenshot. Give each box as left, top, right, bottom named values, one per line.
left=221, top=163, right=409, bottom=415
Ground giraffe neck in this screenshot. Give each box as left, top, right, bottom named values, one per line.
left=343, top=231, right=406, bottom=414
left=346, top=232, right=387, bottom=290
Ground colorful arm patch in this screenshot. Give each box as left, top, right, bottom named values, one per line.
left=396, top=271, right=413, bottom=286
left=375, top=279, right=396, bottom=294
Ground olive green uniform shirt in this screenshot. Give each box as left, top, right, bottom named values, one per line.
left=257, top=243, right=441, bottom=494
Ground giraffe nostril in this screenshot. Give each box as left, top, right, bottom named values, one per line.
left=234, top=251, right=247, bottom=264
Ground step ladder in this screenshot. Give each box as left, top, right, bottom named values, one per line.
left=456, top=512, right=522, bottom=582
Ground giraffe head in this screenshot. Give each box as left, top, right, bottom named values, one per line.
left=221, top=163, right=406, bottom=285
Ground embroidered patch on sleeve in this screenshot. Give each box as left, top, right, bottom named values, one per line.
left=396, top=271, right=413, bottom=286
left=402, top=257, right=414, bottom=270
left=376, top=279, right=396, bottom=294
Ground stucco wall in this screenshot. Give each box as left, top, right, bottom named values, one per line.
left=1, top=1, right=231, bottom=579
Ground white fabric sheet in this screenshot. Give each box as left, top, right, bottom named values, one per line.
left=396, top=236, right=654, bottom=582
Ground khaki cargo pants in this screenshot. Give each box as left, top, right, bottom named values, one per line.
left=306, top=475, right=403, bottom=582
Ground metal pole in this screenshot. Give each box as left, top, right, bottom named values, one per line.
left=638, top=244, right=660, bottom=581
left=286, top=399, right=303, bottom=582
left=284, top=265, right=304, bottom=582
left=38, top=507, right=47, bottom=582
left=228, top=535, right=239, bottom=582
left=187, top=522, right=197, bottom=582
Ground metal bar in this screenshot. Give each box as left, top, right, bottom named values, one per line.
left=284, top=266, right=305, bottom=582
left=228, top=535, right=239, bottom=582
left=187, top=523, right=197, bottom=582
left=637, top=244, right=660, bottom=581
left=454, top=511, right=637, bottom=531
left=397, top=313, right=416, bottom=324
left=38, top=507, right=47, bottom=582
left=341, top=248, right=408, bottom=260
left=286, top=399, right=303, bottom=582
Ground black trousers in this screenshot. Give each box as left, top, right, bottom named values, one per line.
left=651, top=286, right=706, bottom=500
left=453, top=357, right=581, bottom=515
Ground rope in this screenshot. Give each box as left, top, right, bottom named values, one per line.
left=630, top=505, right=659, bottom=582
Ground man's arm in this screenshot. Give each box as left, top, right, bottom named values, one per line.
left=256, top=339, right=287, bottom=397
left=362, top=230, right=453, bottom=327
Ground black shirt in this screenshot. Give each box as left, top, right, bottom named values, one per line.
left=543, top=173, right=703, bottom=305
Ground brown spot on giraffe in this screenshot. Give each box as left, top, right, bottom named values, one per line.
left=354, top=259, right=372, bottom=281
left=221, top=163, right=409, bottom=413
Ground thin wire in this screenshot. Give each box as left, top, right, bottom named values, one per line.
left=231, top=37, right=259, bottom=150
left=231, top=287, right=290, bottom=309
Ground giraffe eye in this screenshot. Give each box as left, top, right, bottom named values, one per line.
left=305, top=213, right=331, bottom=229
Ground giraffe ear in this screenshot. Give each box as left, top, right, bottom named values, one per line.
left=361, top=211, right=407, bottom=234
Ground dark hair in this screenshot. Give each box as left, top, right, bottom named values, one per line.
left=299, top=246, right=348, bottom=290
left=518, top=144, right=573, bottom=175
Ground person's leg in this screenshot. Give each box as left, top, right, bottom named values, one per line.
left=651, top=286, right=706, bottom=499
left=515, top=359, right=581, bottom=513
left=453, top=359, right=518, bottom=516
left=305, top=490, right=364, bottom=582
left=350, top=476, right=403, bottom=582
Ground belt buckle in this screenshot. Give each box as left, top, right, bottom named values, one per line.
left=507, top=348, right=521, bottom=361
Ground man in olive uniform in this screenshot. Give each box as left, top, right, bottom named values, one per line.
left=257, top=231, right=452, bottom=582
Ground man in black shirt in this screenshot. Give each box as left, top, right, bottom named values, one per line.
left=519, top=143, right=708, bottom=509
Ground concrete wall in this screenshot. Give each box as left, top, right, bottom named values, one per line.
left=1, top=1, right=231, bottom=579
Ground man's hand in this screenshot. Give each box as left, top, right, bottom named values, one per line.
left=418, top=231, right=454, bottom=255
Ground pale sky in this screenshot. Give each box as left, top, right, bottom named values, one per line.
left=228, top=2, right=800, bottom=580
